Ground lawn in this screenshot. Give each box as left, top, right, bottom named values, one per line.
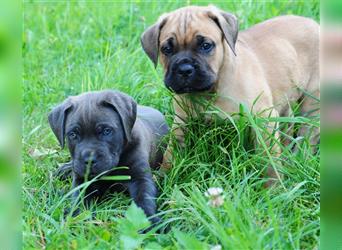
left=23, top=1, right=320, bottom=249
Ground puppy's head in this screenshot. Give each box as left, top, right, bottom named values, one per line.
left=48, top=90, right=137, bottom=178
left=141, top=5, right=238, bottom=94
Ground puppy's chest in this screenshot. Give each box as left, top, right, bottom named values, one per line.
left=91, top=168, right=131, bottom=191
left=177, top=95, right=240, bottom=120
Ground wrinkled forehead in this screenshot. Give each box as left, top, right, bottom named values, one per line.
left=66, top=98, right=120, bottom=130
left=159, top=8, right=222, bottom=45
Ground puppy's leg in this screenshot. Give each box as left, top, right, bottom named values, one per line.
left=259, top=109, right=283, bottom=187
left=161, top=147, right=173, bottom=171
left=64, top=174, right=82, bottom=217
left=279, top=105, right=295, bottom=148
left=161, top=116, right=185, bottom=172
left=65, top=174, right=98, bottom=217
left=264, top=129, right=283, bottom=187
left=296, top=89, right=320, bottom=153
left=128, top=164, right=159, bottom=225
left=54, top=161, right=73, bottom=180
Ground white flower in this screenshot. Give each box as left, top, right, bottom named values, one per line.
left=208, top=196, right=224, bottom=207
left=205, top=187, right=223, bottom=197
left=205, top=187, right=224, bottom=208
left=210, top=244, right=222, bottom=250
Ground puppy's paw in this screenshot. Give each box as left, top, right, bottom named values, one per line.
left=159, top=161, right=172, bottom=175
left=54, top=162, right=73, bottom=180
left=264, top=166, right=283, bottom=188
left=264, top=178, right=278, bottom=188
left=154, top=217, right=171, bottom=234
left=140, top=216, right=170, bottom=234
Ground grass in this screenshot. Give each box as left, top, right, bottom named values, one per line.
left=23, top=1, right=320, bottom=249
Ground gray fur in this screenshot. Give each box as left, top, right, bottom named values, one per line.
left=49, top=90, right=169, bottom=226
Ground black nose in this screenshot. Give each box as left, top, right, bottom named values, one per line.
left=177, top=63, right=194, bottom=78
left=82, top=150, right=97, bottom=166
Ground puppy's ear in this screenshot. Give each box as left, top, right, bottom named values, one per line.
left=141, top=16, right=167, bottom=67
left=102, top=91, right=137, bottom=143
left=208, top=8, right=239, bottom=56
left=48, top=100, right=73, bottom=148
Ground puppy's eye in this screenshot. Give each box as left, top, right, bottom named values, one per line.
left=200, top=42, right=214, bottom=52
left=161, top=45, right=173, bottom=56
left=102, top=127, right=113, bottom=136
left=68, top=131, right=78, bottom=140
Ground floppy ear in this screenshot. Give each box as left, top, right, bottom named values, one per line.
left=102, top=91, right=137, bottom=143
left=141, top=17, right=167, bottom=67
left=208, top=9, right=239, bottom=56
left=48, top=100, right=73, bottom=148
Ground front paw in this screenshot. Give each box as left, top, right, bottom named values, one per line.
left=55, top=162, right=73, bottom=180
left=151, top=216, right=170, bottom=234
left=159, top=162, right=172, bottom=175
left=264, top=166, right=283, bottom=188
left=140, top=216, right=169, bottom=234
left=160, top=149, right=173, bottom=172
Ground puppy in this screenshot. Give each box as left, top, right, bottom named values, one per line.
left=141, top=5, right=320, bottom=185
left=48, top=90, right=169, bottom=224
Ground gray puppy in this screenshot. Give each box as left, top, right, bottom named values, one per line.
left=48, top=90, right=169, bottom=225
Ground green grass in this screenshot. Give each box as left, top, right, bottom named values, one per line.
left=23, top=1, right=320, bottom=249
